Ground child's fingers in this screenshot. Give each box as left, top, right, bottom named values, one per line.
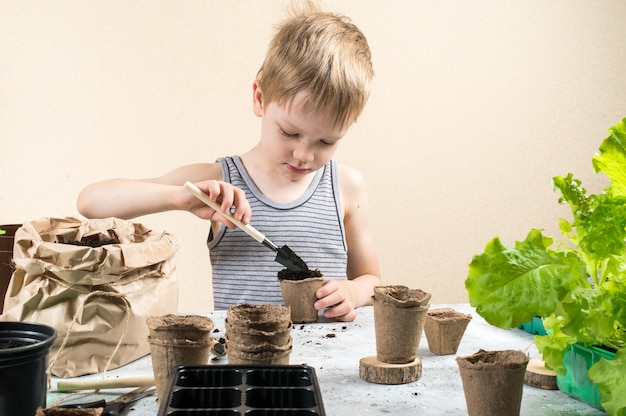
left=323, top=302, right=356, bottom=322
left=230, top=186, right=251, bottom=223
left=194, top=180, right=252, bottom=224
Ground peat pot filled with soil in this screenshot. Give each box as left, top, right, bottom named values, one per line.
left=278, top=268, right=324, bottom=323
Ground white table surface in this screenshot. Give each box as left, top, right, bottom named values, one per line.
left=47, top=304, right=607, bottom=415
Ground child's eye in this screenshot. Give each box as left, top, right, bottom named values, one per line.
left=280, top=128, right=298, bottom=138
left=320, top=140, right=336, bottom=147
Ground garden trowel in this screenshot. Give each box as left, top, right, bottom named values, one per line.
left=184, top=181, right=308, bottom=271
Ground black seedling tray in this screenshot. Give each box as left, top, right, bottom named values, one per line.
left=157, top=364, right=326, bottom=415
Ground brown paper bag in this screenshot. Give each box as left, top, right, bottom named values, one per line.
left=0, top=217, right=179, bottom=378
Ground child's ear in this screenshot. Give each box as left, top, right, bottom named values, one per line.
left=252, top=80, right=263, bottom=117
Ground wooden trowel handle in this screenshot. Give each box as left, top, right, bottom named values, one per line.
left=184, top=181, right=266, bottom=244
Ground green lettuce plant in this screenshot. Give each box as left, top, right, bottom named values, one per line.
left=465, top=118, right=626, bottom=416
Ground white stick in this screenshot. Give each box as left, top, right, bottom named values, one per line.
left=56, top=376, right=155, bottom=392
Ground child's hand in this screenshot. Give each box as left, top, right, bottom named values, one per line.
left=314, top=280, right=357, bottom=322
left=182, top=180, right=252, bottom=227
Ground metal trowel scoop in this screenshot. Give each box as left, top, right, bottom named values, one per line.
left=184, top=181, right=309, bottom=271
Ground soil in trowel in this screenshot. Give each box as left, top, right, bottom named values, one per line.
left=278, top=268, right=323, bottom=281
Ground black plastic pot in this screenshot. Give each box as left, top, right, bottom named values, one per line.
left=0, top=321, right=56, bottom=416
left=0, top=224, right=22, bottom=312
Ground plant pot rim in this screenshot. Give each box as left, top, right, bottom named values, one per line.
left=0, top=321, right=57, bottom=358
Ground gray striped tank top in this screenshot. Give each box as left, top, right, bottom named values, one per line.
left=208, top=155, right=348, bottom=310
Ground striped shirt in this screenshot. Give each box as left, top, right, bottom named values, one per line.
left=208, top=156, right=348, bottom=310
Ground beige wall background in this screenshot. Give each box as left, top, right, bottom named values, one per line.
left=2, top=1, right=625, bottom=311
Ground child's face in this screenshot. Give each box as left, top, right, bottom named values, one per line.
left=258, top=90, right=347, bottom=181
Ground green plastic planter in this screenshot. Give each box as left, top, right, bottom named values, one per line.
left=517, top=316, right=547, bottom=336
left=556, top=343, right=616, bottom=410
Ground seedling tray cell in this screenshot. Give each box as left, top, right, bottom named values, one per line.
left=158, top=365, right=326, bottom=416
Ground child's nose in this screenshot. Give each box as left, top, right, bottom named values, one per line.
left=293, top=144, right=314, bottom=163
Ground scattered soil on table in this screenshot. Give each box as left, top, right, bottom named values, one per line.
left=277, top=268, right=323, bottom=281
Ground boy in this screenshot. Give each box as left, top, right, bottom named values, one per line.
left=77, top=2, right=381, bottom=322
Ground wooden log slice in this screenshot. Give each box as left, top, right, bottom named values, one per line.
left=524, top=358, right=558, bottom=390
left=359, top=355, right=422, bottom=384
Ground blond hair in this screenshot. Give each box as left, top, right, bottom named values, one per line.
left=257, top=1, right=374, bottom=131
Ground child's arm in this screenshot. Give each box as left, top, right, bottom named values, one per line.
left=314, top=165, right=382, bottom=322
left=76, top=163, right=252, bottom=226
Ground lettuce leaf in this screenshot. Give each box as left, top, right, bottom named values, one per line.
left=588, top=349, right=626, bottom=416
left=534, top=314, right=576, bottom=375
left=466, top=229, right=587, bottom=329
left=592, top=118, right=626, bottom=197
left=466, top=118, right=626, bottom=415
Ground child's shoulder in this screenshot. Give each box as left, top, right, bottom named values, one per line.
left=337, top=163, right=367, bottom=195
left=337, top=163, right=365, bottom=184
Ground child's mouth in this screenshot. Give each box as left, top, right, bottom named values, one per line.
left=286, top=164, right=310, bottom=174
